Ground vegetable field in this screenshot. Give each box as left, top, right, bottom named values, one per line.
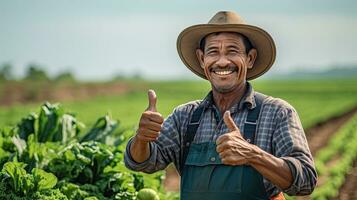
left=0, top=78, right=357, bottom=200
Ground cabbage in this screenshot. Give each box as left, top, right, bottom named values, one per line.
left=137, top=188, right=159, bottom=200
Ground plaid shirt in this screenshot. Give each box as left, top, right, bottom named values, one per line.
left=125, top=82, right=317, bottom=197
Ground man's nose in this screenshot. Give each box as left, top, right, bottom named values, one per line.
left=215, top=55, right=230, bottom=67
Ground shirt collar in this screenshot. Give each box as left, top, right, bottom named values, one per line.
left=202, top=82, right=256, bottom=113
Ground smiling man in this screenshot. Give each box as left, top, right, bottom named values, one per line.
left=124, top=11, right=317, bottom=200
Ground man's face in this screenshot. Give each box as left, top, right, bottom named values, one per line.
left=196, top=32, right=257, bottom=93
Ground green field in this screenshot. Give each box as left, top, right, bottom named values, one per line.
left=1, top=79, right=356, bottom=131
left=1, top=78, right=357, bottom=200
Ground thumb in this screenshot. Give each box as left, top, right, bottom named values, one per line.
left=223, top=111, right=239, bottom=132
left=146, top=89, right=157, bottom=112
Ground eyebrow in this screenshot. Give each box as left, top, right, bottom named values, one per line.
left=227, top=44, right=240, bottom=48
left=205, top=46, right=218, bottom=52
left=205, top=43, right=242, bottom=52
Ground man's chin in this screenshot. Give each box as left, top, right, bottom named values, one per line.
left=212, top=84, right=236, bottom=93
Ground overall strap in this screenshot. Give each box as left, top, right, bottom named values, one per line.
left=180, top=92, right=266, bottom=173
left=180, top=103, right=206, bottom=173
left=243, top=93, right=266, bottom=144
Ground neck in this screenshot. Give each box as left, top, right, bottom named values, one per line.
left=212, top=82, right=247, bottom=114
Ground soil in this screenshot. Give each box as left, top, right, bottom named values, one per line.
left=0, top=81, right=130, bottom=106
left=305, top=107, right=357, bottom=156
left=333, top=161, right=357, bottom=200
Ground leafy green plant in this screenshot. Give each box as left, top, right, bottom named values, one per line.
left=0, top=102, right=168, bottom=199
left=0, top=161, right=64, bottom=199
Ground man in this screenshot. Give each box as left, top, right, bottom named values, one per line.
left=125, top=11, right=317, bottom=199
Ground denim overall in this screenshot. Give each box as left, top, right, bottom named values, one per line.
left=180, top=93, right=269, bottom=200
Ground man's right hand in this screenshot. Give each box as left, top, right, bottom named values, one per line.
left=135, top=89, right=164, bottom=143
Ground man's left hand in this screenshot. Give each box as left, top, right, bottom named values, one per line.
left=216, top=111, right=257, bottom=165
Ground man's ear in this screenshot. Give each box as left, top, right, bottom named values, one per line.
left=247, top=48, right=257, bottom=69
left=196, top=49, right=205, bottom=69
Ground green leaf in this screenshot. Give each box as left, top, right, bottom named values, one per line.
left=32, top=168, right=57, bottom=191
left=81, top=115, right=118, bottom=143
left=37, top=102, right=63, bottom=143
left=17, top=113, right=37, bottom=141
left=1, top=161, right=31, bottom=194
left=54, top=114, right=83, bottom=144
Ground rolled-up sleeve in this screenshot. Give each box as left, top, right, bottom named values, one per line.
left=124, top=108, right=183, bottom=174
left=272, top=106, right=317, bottom=195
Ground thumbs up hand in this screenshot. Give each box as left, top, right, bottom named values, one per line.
left=216, top=111, right=256, bottom=166
left=135, top=90, right=164, bottom=143
left=147, top=89, right=157, bottom=112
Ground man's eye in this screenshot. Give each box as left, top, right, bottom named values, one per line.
left=206, top=50, right=218, bottom=55
left=228, top=49, right=239, bottom=54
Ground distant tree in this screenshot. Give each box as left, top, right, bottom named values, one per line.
left=54, top=71, right=76, bottom=82
left=24, top=63, right=49, bottom=81
left=132, top=71, right=143, bottom=80
left=112, top=72, right=126, bottom=81
left=0, top=62, right=14, bottom=81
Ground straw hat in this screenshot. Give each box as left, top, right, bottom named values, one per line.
left=177, top=11, right=276, bottom=80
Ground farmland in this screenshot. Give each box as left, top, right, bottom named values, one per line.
left=1, top=78, right=357, bottom=199
left=1, top=79, right=356, bottom=129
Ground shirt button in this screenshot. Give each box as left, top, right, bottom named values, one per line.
left=210, top=157, right=216, bottom=162
left=247, top=139, right=251, bottom=143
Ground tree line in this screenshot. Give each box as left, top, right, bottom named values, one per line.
left=0, top=62, right=76, bottom=82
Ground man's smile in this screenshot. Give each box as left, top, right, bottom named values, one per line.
left=210, top=66, right=238, bottom=76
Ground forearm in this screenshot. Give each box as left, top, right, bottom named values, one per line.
left=248, top=145, right=293, bottom=190
left=125, top=135, right=178, bottom=174
left=129, top=136, right=151, bottom=163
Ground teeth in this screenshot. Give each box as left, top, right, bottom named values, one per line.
left=214, top=70, right=233, bottom=75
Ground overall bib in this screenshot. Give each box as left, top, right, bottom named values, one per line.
left=180, top=93, right=269, bottom=200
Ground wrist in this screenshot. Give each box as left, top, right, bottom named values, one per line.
left=130, top=136, right=151, bottom=163
left=133, top=135, right=149, bottom=147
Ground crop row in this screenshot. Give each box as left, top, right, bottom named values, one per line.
left=310, top=113, right=357, bottom=200
left=286, top=113, right=357, bottom=200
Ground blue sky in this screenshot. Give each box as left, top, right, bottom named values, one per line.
left=1, top=0, right=357, bottom=80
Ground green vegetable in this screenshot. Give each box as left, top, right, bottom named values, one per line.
left=137, top=188, right=160, bottom=200
left=0, top=102, right=166, bottom=199
left=37, top=103, right=63, bottom=143
left=81, top=115, right=118, bottom=143
left=32, top=168, right=57, bottom=190
left=17, top=113, right=37, bottom=141
left=0, top=161, right=60, bottom=198
left=1, top=161, right=33, bottom=195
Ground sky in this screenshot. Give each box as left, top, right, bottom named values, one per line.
left=0, top=0, right=357, bottom=80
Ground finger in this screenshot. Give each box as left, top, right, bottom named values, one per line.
left=223, top=111, right=239, bottom=132
left=219, top=148, right=234, bottom=158
left=216, top=141, right=230, bottom=153
left=216, top=133, right=230, bottom=146
left=221, top=156, right=235, bottom=166
left=137, top=134, right=158, bottom=142
left=216, top=140, right=236, bottom=154
left=142, top=130, right=160, bottom=138
left=216, top=143, right=223, bottom=153
left=221, top=156, right=246, bottom=166
left=142, top=111, right=164, bottom=124
left=143, top=121, right=162, bottom=132
left=149, top=113, right=164, bottom=124
left=146, top=89, right=157, bottom=112
left=216, top=134, right=225, bottom=146
left=137, top=127, right=160, bottom=137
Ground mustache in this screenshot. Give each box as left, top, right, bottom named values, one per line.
left=209, top=64, right=238, bottom=72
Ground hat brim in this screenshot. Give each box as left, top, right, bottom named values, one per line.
left=177, top=24, right=276, bottom=80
